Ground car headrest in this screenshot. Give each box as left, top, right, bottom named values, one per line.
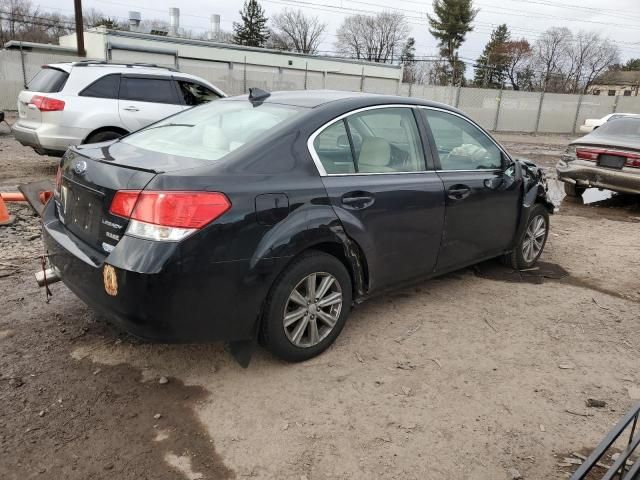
left=358, top=137, right=391, bottom=168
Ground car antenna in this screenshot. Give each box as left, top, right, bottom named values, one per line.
left=248, top=87, right=270, bottom=103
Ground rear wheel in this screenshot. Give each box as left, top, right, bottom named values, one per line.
left=84, top=129, right=125, bottom=144
left=261, top=251, right=352, bottom=362
left=564, top=182, right=585, bottom=197
left=504, top=204, right=549, bottom=270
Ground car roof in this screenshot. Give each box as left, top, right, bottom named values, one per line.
left=227, top=89, right=457, bottom=111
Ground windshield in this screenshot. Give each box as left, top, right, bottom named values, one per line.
left=122, top=100, right=302, bottom=161
left=592, top=117, right=640, bottom=138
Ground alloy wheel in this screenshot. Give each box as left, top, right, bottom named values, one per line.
left=522, top=215, right=547, bottom=264
left=283, top=272, right=343, bottom=348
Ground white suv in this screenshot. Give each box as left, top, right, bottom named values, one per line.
left=13, top=61, right=226, bottom=156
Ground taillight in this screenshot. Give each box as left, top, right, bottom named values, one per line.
left=30, top=95, right=65, bottom=112
left=110, top=191, right=231, bottom=242
left=576, top=148, right=599, bottom=161
left=576, top=147, right=640, bottom=168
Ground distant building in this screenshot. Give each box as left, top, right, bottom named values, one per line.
left=588, top=71, right=640, bottom=97
left=54, top=27, right=401, bottom=95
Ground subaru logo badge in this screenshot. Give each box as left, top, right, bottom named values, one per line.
left=73, top=160, right=87, bottom=175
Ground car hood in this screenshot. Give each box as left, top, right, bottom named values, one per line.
left=571, top=134, right=640, bottom=151
left=72, top=139, right=213, bottom=174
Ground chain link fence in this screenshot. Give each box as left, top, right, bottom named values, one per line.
left=2, top=49, right=640, bottom=134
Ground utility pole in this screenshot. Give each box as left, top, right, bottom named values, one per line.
left=74, top=0, right=86, bottom=57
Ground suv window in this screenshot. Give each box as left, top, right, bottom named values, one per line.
left=176, top=80, right=220, bottom=106
left=313, top=120, right=356, bottom=174
left=421, top=109, right=502, bottom=170
left=346, top=107, right=425, bottom=173
left=28, top=68, right=68, bottom=93
left=79, top=74, right=120, bottom=99
left=119, top=77, right=178, bottom=104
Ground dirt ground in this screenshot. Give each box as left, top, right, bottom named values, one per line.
left=1, top=120, right=639, bottom=480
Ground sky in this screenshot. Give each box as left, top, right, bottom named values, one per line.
left=36, top=0, right=640, bottom=65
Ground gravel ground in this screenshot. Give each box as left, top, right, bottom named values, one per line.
left=1, top=123, right=639, bottom=480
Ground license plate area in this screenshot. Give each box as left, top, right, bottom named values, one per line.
left=61, top=181, right=103, bottom=240
left=598, top=154, right=626, bottom=169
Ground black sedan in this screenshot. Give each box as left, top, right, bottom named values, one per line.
left=42, top=90, right=553, bottom=363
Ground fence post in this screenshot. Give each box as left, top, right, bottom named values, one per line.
left=19, top=42, right=27, bottom=88
left=613, top=94, right=620, bottom=113
left=408, top=81, right=413, bottom=98
left=396, top=77, right=401, bottom=96
left=454, top=85, right=462, bottom=108
left=322, top=71, right=327, bottom=89
left=493, top=88, right=503, bottom=131
left=227, top=63, right=234, bottom=95
left=572, top=94, right=584, bottom=134
left=534, top=91, right=545, bottom=134
left=360, top=67, right=365, bottom=92
left=243, top=56, right=247, bottom=94
left=304, top=62, right=308, bottom=90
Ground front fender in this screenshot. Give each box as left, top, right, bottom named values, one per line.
left=512, top=159, right=555, bottom=247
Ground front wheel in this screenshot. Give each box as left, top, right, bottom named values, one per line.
left=504, top=204, right=550, bottom=270
left=261, top=251, right=352, bottom=362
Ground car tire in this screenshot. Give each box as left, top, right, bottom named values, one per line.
left=261, top=251, right=352, bottom=362
left=564, top=182, right=585, bottom=197
left=504, top=204, right=549, bottom=270
left=84, top=130, right=125, bottom=144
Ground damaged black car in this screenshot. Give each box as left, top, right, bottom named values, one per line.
left=41, top=90, right=554, bottom=363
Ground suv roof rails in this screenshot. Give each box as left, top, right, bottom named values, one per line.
left=71, top=60, right=177, bottom=72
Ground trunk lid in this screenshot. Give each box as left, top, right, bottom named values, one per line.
left=57, top=147, right=157, bottom=253
left=74, top=139, right=215, bottom=173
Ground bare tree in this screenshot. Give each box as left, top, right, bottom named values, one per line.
left=270, top=9, right=326, bottom=54
left=500, top=39, right=533, bottom=90
left=335, top=12, right=409, bottom=63
left=0, top=0, right=74, bottom=44
left=533, top=27, right=572, bottom=91
left=566, top=31, right=619, bottom=93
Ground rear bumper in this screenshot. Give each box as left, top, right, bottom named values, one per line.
left=556, top=159, right=640, bottom=195
left=42, top=201, right=268, bottom=343
left=12, top=121, right=85, bottom=156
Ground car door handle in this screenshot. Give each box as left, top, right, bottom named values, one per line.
left=447, top=185, right=471, bottom=200
left=341, top=192, right=375, bottom=210
left=123, top=106, right=139, bottom=112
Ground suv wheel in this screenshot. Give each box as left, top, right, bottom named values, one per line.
left=504, top=204, right=549, bottom=270
left=84, top=130, right=125, bottom=144
left=261, top=251, right=352, bottom=362
left=564, top=182, right=585, bottom=197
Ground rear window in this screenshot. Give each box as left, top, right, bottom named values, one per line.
left=593, top=118, right=640, bottom=138
left=121, top=100, right=302, bottom=161
left=28, top=68, right=68, bottom=93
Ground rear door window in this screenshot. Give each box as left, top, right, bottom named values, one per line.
left=345, top=107, right=425, bottom=173
left=176, top=80, right=220, bottom=106
left=28, top=68, right=68, bottom=92
left=119, top=77, right=179, bottom=104
left=79, top=74, right=120, bottom=99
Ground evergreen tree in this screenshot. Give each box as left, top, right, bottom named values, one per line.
left=428, top=0, right=478, bottom=85
left=400, top=37, right=417, bottom=83
left=622, top=58, right=640, bottom=71
left=473, top=24, right=510, bottom=88
left=233, top=0, right=269, bottom=47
